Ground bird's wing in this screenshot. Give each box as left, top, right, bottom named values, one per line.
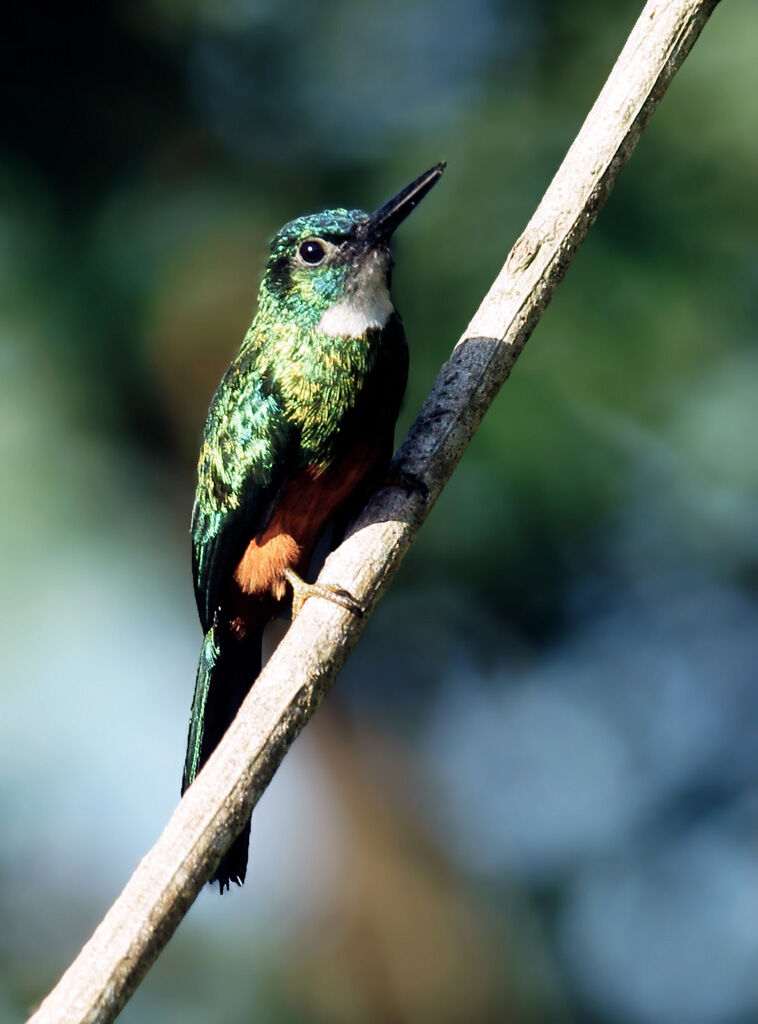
left=191, top=355, right=297, bottom=632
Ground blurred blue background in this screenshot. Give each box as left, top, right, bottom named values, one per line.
left=2, top=1, right=758, bottom=1021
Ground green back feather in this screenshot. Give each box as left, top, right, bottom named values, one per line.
left=182, top=624, right=220, bottom=791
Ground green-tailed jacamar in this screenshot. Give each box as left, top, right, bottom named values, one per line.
left=183, top=163, right=446, bottom=891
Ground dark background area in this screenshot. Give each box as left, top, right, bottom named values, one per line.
left=2, top=2, right=757, bottom=1022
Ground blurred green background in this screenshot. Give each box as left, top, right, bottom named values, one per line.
left=2, top=1, right=758, bottom=1022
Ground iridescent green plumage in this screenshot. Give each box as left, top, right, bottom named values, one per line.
left=191, top=207, right=408, bottom=633
left=183, top=165, right=445, bottom=891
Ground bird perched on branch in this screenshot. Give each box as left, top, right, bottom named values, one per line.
left=182, top=163, right=446, bottom=891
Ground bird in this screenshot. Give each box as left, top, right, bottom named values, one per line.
left=182, top=162, right=446, bottom=892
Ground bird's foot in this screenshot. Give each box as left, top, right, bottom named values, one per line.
left=284, top=568, right=364, bottom=619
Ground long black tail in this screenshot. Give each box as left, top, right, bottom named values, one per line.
left=182, top=620, right=262, bottom=892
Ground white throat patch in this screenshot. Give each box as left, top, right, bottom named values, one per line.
left=317, top=254, right=393, bottom=338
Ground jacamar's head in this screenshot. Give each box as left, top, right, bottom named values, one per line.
left=257, top=163, right=446, bottom=336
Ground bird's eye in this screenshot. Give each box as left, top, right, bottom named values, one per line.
left=298, top=239, right=327, bottom=265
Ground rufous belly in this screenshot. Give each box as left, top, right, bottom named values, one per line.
left=233, top=443, right=380, bottom=602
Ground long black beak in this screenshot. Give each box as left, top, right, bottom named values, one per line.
left=366, top=162, right=446, bottom=243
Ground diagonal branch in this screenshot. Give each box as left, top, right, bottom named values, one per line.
left=28, top=1, right=723, bottom=1021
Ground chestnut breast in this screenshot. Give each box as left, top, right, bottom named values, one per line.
left=233, top=442, right=382, bottom=601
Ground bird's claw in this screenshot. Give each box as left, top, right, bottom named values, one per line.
left=284, top=568, right=364, bottom=619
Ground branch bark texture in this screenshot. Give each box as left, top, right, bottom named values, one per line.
left=29, top=1, right=722, bottom=1021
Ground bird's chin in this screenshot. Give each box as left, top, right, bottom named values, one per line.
left=317, top=254, right=394, bottom=339
left=354, top=245, right=391, bottom=285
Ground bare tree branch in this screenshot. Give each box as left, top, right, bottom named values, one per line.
left=28, top=2, right=723, bottom=1021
